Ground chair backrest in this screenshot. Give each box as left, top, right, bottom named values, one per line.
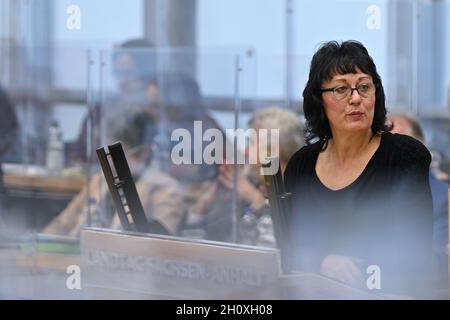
left=261, top=156, right=292, bottom=274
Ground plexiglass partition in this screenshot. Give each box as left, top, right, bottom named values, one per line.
left=90, top=48, right=265, bottom=246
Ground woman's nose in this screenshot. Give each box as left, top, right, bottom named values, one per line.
left=349, top=87, right=362, bottom=103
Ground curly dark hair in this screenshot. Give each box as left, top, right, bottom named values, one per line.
left=302, top=40, right=391, bottom=145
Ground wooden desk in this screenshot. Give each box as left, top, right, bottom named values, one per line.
left=2, top=173, right=85, bottom=230
left=4, top=173, right=85, bottom=195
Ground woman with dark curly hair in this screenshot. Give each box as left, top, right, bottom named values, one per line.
left=283, top=40, right=435, bottom=297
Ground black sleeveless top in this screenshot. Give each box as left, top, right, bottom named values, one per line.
left=284, top=132, right=434, bottom=296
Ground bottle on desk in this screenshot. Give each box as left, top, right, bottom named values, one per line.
left=46, top=121, right=64, bottom=176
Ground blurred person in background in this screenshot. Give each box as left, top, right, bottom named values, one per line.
left=47, top=70, right=226, bottom=239
left=68, top=38, right=157, bottom=166
left=143, top=72, right=226, bottom=236
left=0, top=86, right=18, bottom=228
left=180, top=107, right=305, bottom=246
left=388, top=112, right=449, bottom=291
left=43, top=110, right=183, bottom=237
left=151, top=72, right=223, bottom=177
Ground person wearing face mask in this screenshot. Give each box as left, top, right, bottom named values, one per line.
left=283, top=41, right=435, bottom=298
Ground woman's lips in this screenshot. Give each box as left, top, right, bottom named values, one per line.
left=347, top=111, right=364, bottom=120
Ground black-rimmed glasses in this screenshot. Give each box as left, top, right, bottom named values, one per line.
left=321, top=83, right=376, bottom=100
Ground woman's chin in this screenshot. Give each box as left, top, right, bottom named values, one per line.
left=342, top=123, right=372, bottom=133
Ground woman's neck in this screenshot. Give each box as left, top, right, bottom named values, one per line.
left=326, top=130, right=376, bottom=165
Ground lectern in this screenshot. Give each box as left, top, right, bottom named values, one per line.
left=81, top=228, right=381, bottom=299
